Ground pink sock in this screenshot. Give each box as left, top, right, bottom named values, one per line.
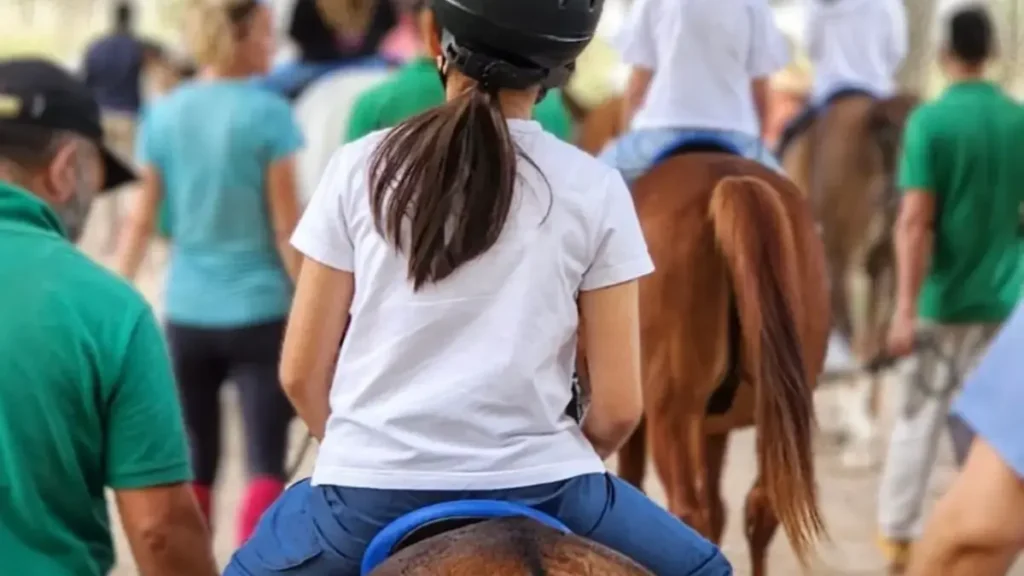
left=237, top=477, right=284, bottom=545
left=191, top=483, right=213, bottom=531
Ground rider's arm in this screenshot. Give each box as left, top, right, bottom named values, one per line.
left=893, top=110, right=935, bottom=319
left=264, top=97, right=306, bottom=283
left=907, top=438, right=1024, bottom=576
left=622, top=68, right=653, bottom=127
left=616, top=0, right=657, bottom=126
left=282, top=150, right=356, bottom=440
left=578, top=172, right=654, bottom=459
left=108, top=306, right=218, bottom=576
left=747, top=1, right=791, bottom=137
left=579, top=281, right=645, bottom=459
left=751, top=78, right=770, bottom=139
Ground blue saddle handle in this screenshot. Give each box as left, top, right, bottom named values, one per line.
left=360, top=499, right=572, bottom=575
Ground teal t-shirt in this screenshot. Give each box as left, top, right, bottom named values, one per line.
left=138, top=80, right=304, bottom=327
left=0, top=182, right=191, bottom=575
left=344, top=57, right=574, bottom=143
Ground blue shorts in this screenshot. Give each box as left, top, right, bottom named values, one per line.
left=953, top=304, right=1024, bottom=477
left=226, top=473, right=731, bottom=576
left=598, top=128, right=782, bottom=185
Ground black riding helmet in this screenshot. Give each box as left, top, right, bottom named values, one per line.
left=430, top=0, right=604, bottom=91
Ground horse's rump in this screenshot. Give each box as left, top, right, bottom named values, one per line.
left=634, top=153, right=829, bottom=560
left=370, top=517, right=653, bottom=575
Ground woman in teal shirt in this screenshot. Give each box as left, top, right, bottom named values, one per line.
left=114, top=0, right=303, bottom=545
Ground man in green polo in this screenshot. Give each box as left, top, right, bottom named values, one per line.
left=878, top=6, right=1024, bottom=573
left=0, top=59, right=217, bottom=576
left=344, top=0, right=574, bottom=143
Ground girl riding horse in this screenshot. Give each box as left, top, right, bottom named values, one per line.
left=228, top=0, right=732, bottom=574
left=599, top=0, right=791, bottom=183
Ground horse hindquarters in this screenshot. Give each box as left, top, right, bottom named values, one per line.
left=708, top=176, right=826, bottom=564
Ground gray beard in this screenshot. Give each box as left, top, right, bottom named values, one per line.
left=54, top=186, right=94, bottom=243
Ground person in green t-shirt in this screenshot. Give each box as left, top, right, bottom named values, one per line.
left=878, top=7, right=1024, bottom=571
left=344, top=1, right=573, bottom=143
left=0, top=59, right=217, bottom=576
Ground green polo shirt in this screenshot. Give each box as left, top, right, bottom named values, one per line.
left=898, top=81, right=1024, bottom=323
left=0, top=182, right=192, bottom=575
left=344, top=57, right=573, bottom=142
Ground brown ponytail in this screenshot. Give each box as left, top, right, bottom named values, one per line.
left=368, top=84, right=522, bottom=290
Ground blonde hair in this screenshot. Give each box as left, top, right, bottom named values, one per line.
left=184, top=0, right=260, bottom=69
left=316, top=0, right=376, bottom=38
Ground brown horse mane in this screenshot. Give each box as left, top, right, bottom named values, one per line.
left=370, top=517, right=654, bottom=575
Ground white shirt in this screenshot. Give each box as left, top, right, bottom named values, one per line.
left=292, top=120, right=655, bottom=490
left=805, top=0, right=908, bottom=101
left=617, top=0, right=791, bottom=135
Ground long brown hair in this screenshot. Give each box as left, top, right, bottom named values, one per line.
left=368, top=83, right=523, bottom=290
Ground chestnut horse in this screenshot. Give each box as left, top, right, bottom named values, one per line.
left=576, top=97, right=831, bottom=575
left=780, top=92, right=918, bottom=468
left=370, top=518, right=653, bottom=575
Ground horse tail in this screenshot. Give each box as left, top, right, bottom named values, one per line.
left=708, top=176, right=824, bottom=563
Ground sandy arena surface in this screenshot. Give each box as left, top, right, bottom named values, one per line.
left=76, top=193, right=1021, bottom=575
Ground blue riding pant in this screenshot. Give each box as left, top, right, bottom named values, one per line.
left=598, top=128, right=782, bottom=186
left=226, top=473, right=731, bottom=576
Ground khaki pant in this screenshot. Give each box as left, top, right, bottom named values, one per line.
left=876, top=322, right=1002, bottom=541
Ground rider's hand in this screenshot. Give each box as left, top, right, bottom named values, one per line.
left=887, top=308, right=917, bottom=358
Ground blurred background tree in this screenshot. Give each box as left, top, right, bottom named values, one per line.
left=2, top=0, right=1022, bottom=98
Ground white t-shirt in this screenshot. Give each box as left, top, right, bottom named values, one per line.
left=292, top=119, right=655, bottom=491
left=617, top=0, right=791, bottom=135
left=805, top=0, right=908, bottom=101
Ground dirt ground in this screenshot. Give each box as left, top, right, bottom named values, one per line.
left=77, top=194, right=1020, bottom=575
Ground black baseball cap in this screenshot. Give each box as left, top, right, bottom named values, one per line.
left=0, top=58, right=136, bottom=192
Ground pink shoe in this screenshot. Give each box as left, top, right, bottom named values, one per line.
left=191, top=483, right=213, bottom=532
left=237, top=477, right=285, bottom=545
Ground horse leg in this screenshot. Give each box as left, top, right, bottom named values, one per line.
left=841, top=266, right=880, bottom=469
left=648, top=409, right=707, bottom=536
left=616, top=418, right=647, bottom=490
left=744, top=475, right=780, bottom=576
left=704, top=433, right=730, bottom=544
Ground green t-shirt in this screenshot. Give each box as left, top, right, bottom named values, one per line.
left=0, top=183, right=192, bottom=575
left=344, top=57, right=573, bottom=143
left=897, top=81, right=1024, bottom=323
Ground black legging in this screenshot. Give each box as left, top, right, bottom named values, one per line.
left=165, top=319, right=294, bottom=485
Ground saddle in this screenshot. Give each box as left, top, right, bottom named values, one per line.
left=361, top=500, right=571, bottom=575
left=775, top=86, right=877, bottom=160
left=652, top=133, right=743, bottom=166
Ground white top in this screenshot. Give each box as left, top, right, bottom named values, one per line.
left=805, top=0, right=908, bottom=101
left=292, top=120, right=655, bottom=490
left=617, top=0, right=791, bottom=135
